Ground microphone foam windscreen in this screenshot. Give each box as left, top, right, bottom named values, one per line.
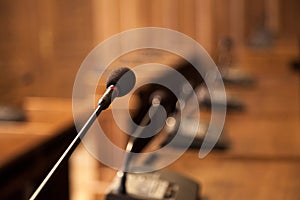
left=106, top=67, right=136, bottom=97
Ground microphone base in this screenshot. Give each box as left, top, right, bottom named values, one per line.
left=105, top=170, right=200, bottom=200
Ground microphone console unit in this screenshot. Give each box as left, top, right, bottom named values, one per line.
left=105, top=170, right=200, bottom=200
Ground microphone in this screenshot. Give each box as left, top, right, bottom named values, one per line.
left=99, top=67, right=136, bottom=110
left=104, top=64, right=203, bottom=200
left=105, top=91, right=200, bottom=200
left=115, top=90, right=166, bottom=195
left=29, top=67, right=136, bottom=200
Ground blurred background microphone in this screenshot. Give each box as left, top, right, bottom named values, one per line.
left=130, top=60, right=203, bottom=153
left=105, top=90, right=200, bottom=200
left=0, top=1, right=299, bottom=199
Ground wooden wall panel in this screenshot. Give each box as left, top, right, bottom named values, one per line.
left=39, top=0, right=93, bottom=97
left=119, top=0, right=139, bottom=31
left=213, top=0, right=230, bottom=44
left=161, top=0, right=180, bottom=30
left=229, top=0, right=246, bottom=49
left=178, top=0, right=196, bottom=39
left=244, top=0, right=266, bottom=41
left=265, top=0, right=280, bottom=36
left=92, top=0, right=120, bottom=44
left=281, top=0, right=300, bottom=37
left=0, top=0, right=94, bottom=104
left=0, top=0, right=38, bottom=107
left=1, top=0, right=299, bottom=104
left=195, top=0, right=214, bottom=54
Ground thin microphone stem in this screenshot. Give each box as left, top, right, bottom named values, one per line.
left=117, top=100, right=162, bottom=194
left=29, top=105, right=103, bottom=200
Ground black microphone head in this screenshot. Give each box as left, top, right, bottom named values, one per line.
left=106, top=67, right=136, bottom=97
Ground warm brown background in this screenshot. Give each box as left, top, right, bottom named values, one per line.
left=0, top=0, right=299, bottom=104
left=0, top=1, right=299, bottom=199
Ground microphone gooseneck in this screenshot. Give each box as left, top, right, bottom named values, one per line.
left=29, top=67, right=136, bottom=200
left=116, top=90, right=165, bottom=195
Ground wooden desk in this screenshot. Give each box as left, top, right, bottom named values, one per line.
left=90, top=44, right=300, bottom=200
left=164, top=47, right=300, bottom=199
left=167, top=151, right=300, bottom=200
left=0, top=97, right=75, bottom=200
